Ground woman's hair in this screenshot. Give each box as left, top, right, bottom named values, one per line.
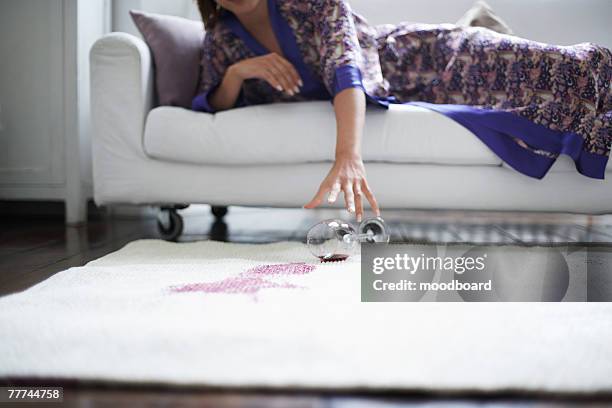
left=196, top=0, right=221, bottom=29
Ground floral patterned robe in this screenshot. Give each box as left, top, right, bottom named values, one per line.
left=193, top=0, right=612, bottom=179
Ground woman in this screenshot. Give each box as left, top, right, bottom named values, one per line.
left=193, top=0, right=611, bottom=221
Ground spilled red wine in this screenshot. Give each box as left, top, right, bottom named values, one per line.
left=318, top=254, right=349, bottom=263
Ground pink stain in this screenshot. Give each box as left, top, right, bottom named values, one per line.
left=246, top=262, right=314, bottom=276
left=169, top=262, right=316, bottom=297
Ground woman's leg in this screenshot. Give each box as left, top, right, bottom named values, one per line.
left=380, top=24, right=611, bottom=157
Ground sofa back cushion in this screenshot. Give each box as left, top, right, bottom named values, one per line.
left=130, top=10, right=204, bottom=108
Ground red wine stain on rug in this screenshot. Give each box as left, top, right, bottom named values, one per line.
left=169, top=263, right=316, bottom=297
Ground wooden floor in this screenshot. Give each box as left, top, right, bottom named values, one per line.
left=1, top=203, right=612, bottom=407
left=53, top=390, right=612, bottom=407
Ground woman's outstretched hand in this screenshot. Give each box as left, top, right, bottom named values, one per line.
left=230, top=53, right=302, bottom=95
left=304, top=155, right=380, bottom=222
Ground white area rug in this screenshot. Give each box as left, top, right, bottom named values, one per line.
left=1, top=240, right=611, bottom=394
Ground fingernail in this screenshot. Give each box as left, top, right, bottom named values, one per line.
left=288, top=90, right=294, bottom=96
left=276, top=85, right=283, bottom=92
left=293, top=87, right=299, bottom=94
left=298, top=80, right=303, bottom=87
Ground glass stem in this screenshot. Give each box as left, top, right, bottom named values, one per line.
left=343, top=232, right=376, bottom=244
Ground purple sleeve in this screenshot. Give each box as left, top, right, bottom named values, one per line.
left=192, top=32, right=231, bottom=113
left=333, top=65, right=365, bottom=95
left=191, top=88, right=218, bottom=113
left=314, top=0, right=365, bottom=97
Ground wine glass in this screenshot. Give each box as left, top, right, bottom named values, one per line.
left=306, top=217, right=389, bottom=262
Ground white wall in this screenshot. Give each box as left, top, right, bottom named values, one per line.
left=350, top=0, right=612, bottom=48
left=77, top=1, right=112, bottom=197
left=0, top=0, right=110, bottom=223
left=111, top=0, right=611, bottom=48
left=0, top=1, right=66, bottom=188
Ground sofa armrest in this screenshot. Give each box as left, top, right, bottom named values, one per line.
left=90, top=32, right=154, bottom=162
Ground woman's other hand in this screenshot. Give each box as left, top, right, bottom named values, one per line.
left=229, top=53, right=302, bottom=95
left=304, top=155, right=380, bottom=222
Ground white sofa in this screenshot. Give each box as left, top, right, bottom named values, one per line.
left=90, top=0, right=612, bottom=236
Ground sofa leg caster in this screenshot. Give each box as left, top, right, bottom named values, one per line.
left=157, top=207, right=184, bottom=241
left=211, top=206, right=228, bottom=219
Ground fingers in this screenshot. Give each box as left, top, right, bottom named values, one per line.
left=303, top=165, right=381, bottom=221
left=305, top=180, right=380, bottom=220
left=261, top=71, right=284, bottom=93
left=343, top=182, right=355, bottom=215
left=304, top=184, right=328, bottom=209
left=327, top=183, right=341, bottom=204
left=362, top=180, right=381, bottom=217
left=273, top=55, right=302, bottom=90
left=354, top=182, right=364, bottom=222
left=264, top=61, right=295, bottom=95
left=265, top=54, right=302, bottom=95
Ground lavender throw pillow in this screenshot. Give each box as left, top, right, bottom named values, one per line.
left=130, top=10, right=205, bottom=108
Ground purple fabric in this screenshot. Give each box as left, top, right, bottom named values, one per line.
left=204, top=0, right=330, bottom=109
left=130, top=10, right=204, bottom=108
left=223, top=12, right=268, bottom=56
left=267, top=0, right=330, bottom=100
left=333, top=65, right=365, bottom=95
left=192, top=0, right=382, bottom=112
left=191, top=90, right=217, bottom=113
left=405, top=102, right=609, bottom=179
left=191, top=0, right=611, bottom=180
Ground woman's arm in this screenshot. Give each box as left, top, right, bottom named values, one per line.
left=209, top=53, right=303, bottom=111
left=304, top=88, right=380, bottom=221
left=208, top=65, right=244, bottom=111
left=303, top=0, right=381, bottom=220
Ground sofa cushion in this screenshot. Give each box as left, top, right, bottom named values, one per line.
left=143, top=101, right=502, bottom=166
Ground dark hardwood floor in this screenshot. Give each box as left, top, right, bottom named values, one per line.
left=47, top=389, right=612, bottom=408
left=1, top=202, right=612, bottom=407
